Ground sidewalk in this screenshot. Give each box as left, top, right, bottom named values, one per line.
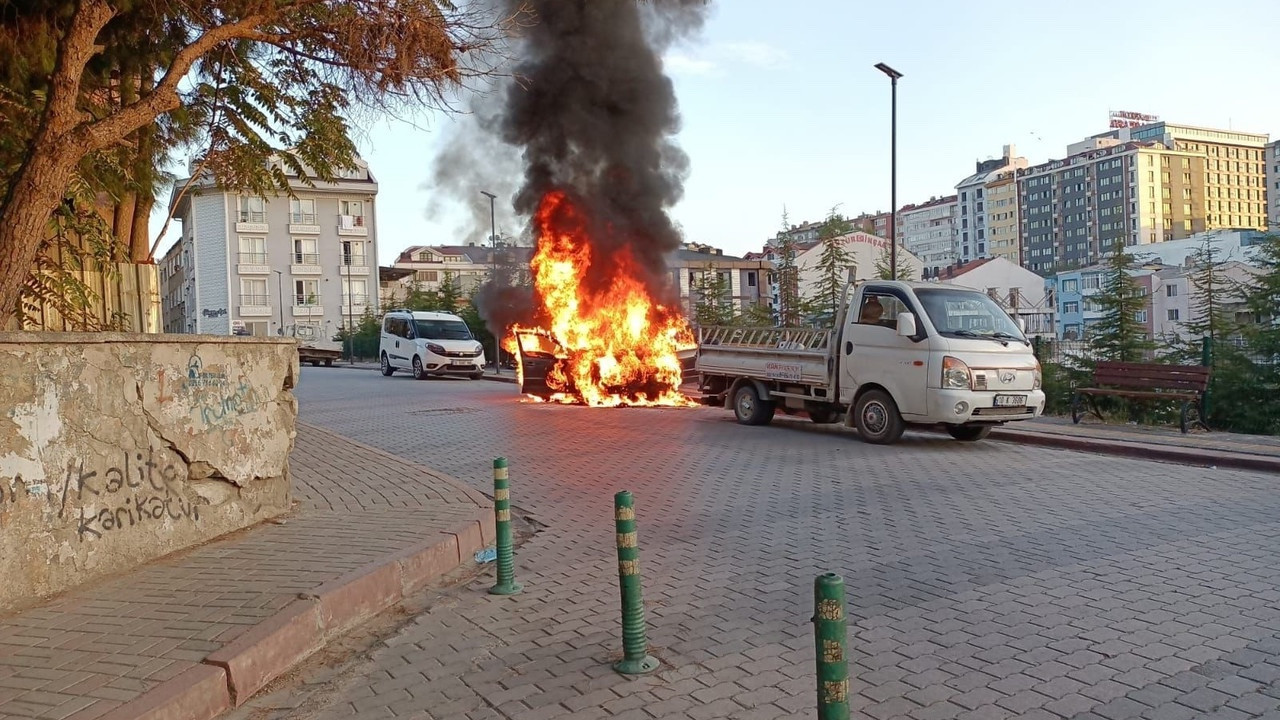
left=991, top=415, right=1280, bottom=473
left=0, top=423, right=493, bottom=720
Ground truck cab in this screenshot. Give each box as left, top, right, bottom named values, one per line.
left=695, top=280, right=1046, bottom=444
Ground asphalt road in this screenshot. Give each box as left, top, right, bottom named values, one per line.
left=232, top=366, right=1280, bottom=720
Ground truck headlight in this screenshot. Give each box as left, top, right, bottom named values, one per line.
left=942, top=356, right=972, bottom=390
left=1033, top=360, right=1042, bottom=390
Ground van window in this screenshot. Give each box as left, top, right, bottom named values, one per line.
left=856, top=293, right=905, bottom=328
left=413, top=319, right=473, bottom=340
left=384, top=317, right=410, bottom=338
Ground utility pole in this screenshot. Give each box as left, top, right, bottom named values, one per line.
left=273, top=269, right=284, bottom=336
left=875, top=62, right=904, bottom=280
left=481, top=190, right=499, bottom=374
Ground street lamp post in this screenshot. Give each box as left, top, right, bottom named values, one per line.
left=874, top=62, right=904, bottom=281
left=272, top=270, right=284, bottom=336
left=480, top=190, right=499, bottom=374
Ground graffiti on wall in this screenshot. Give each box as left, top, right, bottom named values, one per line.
left=0, top=448, right=198, bottom=542
left=155, top=354, right=265, bottom=429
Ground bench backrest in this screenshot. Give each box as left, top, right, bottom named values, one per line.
left=1091, top=361, right=1210, bottom=392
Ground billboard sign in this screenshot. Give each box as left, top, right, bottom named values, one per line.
left=1109, top=110, right=1158, bottom=129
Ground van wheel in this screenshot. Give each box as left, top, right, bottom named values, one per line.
left=380, top=353, right=394, bottom=376
left=412, top=356, right=426, bottom=380
left=733, top=384, right=775, bottom=426
left=854, top=389, right=905, bottom=444
left=947, top=425, right=991, bottom=442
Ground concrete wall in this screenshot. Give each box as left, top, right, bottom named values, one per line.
left=0, top=333, right=298, bottom=613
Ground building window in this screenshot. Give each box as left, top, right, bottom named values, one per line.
left=1166, top=284, right=1178, bottom=297
left=340, top=199, right=365, bottom=227
left=1167, top=308, right=1180, bottom=321
left=1062, top=279, right=1078, bottom=294
left=238, top=196, right=266, bottom=224
left=238, top=236, right=266, bottom=264
left=342, top=240, right=366, bottom=266
left=1135, top=311, right=1147, bottom=323
left=294, top=279, right=320, bottom=306
left=1063, top=302, right=1080, bottom=314
left=293, top=237, right=319, bottom=265
left=415, top=270, right=439, bottom=282
left=290, top=198, right=317, bottom=225
left=747, top=271, right=757, bottom=288
left=1083, top=275, right=1101, bottom=290
left=240, top=278, right=268, bottom=306
left=341, top=278, right=369, bottom=307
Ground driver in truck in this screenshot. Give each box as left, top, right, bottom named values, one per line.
left=859, top=296, right=884, bottom=325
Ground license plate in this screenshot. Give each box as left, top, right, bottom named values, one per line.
left=994, top=394, right=1026, bottom=407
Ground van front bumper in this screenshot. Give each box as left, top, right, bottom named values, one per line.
left=932, top=388, right=1045, bottom=423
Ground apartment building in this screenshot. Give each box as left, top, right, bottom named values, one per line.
left=389, top=244, right=532, bottom=302
left=954, top=145, right=1028, bottom=264
left=898, top=195, right=957, bottom=277
left=1120, top=122, right=1270, bottom=232
left=1268, top=139, right=1280, bottom=229
left=160, top=241, right=189, bottom=334
left=162, top=154, right=379, bottom=344
left=1019, top=140, right=1206, bottom=276
left=985, top=172, right=1020, bottom=265
left=668, top=243, right=772, bottom=318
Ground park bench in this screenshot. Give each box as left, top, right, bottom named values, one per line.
left=1071, top=361, right=1210, bottom=434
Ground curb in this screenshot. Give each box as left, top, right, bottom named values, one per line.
left=95, top=509, right=495, bottom=718
left=989, top=427, right=1280, bottom=474
left=480, top=374, right=519, bottom=385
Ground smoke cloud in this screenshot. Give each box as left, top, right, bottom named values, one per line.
left=427, top=0, right=710, bottom=333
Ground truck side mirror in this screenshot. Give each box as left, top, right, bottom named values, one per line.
left=896, top=312, right=917, bottom=337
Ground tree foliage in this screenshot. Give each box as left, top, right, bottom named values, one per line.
left=813, top=206, right=852, bottom=323
left=1088, top=240, right=1153, bottom=363
left=691, top=271, right=733, bottom=327
left=773, top=207, right=802, bottom=327
left=873, top=244, right=914, bottom=281
left=0, top=0, right=516, bottom=325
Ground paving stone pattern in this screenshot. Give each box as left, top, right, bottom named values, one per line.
left=223, top=370, right=1280, bottom=719
left=0, top=423, right=484, bottom=720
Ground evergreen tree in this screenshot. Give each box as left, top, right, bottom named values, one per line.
left=773, top=207, right=803, bottom=327
left=1180, top=236, right=1237, bottom=359
left=1243, top=233, right=1280, bottom=363
left=873, top=244, right=915, bottom=281
left=691, top=271, right=734, bottom=327
left=813, top=207, right=854, bottom=323
left=437, top=272, right=464, bottom=314
left=1088, top=239, right=1154, bottom=362
left=733, top=301, right=776, bottom=327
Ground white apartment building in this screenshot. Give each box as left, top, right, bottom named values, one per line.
left=388, top=243, right=531, bottom=302
left=1268, top=139, right=1280, bottom=230
left=954, top=145, right=1028, bottom=264
left=898, top=195, right=957, bottom=278
left=162, top=154, right=379, bottom=346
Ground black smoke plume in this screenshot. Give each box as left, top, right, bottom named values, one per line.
left=435, top=0, right=709, bottom=334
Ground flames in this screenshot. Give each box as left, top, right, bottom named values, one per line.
left=508, top=190, right=695, bottom=407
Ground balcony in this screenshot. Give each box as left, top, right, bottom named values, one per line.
left=289, top=212, right=320, bottom=234
left=337, top=214, right=368, bottom=236
left=341, top=294, right=369, bottom=315
left=235, top=212, right=268, bottom=234
left=237, top=252, right=269, bottom=274
left=239, top=293, right=272, bottom=317
left=340, top=255, right=369, bottom=275
left=292, top=297, right=324, bottom=318
left=290, top=253, right=323, bottom=275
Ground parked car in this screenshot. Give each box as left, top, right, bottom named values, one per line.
left=378, top=310, right=486, bottom=380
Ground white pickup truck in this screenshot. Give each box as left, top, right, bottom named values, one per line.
left=695, top=280, right=1045, bottom=444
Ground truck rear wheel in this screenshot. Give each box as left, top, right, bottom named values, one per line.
left=854, top=389, right=905, bottom=444
left=733, top=384, right=775, bottom=426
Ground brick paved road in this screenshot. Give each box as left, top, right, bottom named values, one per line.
left=239, top=368, right=1280, bottom=719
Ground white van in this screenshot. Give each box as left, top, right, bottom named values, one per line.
left=379, top=310, right=486, bottom=380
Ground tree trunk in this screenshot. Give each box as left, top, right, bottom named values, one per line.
left=131, top=192, right=154, bottom=262
left=113, top=191, right=138, bottom=262
left=0, top=150, right=84, bottom=325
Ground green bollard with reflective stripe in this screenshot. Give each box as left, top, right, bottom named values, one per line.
left=488, top=457, right=522, bottom=595
left=813, top=573, right=849, bottom=720
left=613, top=490, right=659, bottom=674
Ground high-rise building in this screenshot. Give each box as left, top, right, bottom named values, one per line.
left=1268, top=140, right=1280, bottom=230
left=163, top=154, right=379, bottom=344
left=954, top=145, right=1028, bottom=264
left=984, top=171, right=1020, bottom=265
left=1116, top=122, right=1270, bottom=232
left=1018, top=140, right=1206, bottom=276
left=898, top=195, right=957, bottom=277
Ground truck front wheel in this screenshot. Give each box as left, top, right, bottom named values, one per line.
left=733, top=384, right=775, bottom=426
left=854, top=389, right=905, bottom=444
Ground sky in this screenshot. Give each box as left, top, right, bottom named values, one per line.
left=149, top=0, right=1280, bottom=265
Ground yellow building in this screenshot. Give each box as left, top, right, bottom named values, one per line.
left=984, top=172, right=1019, bottom=264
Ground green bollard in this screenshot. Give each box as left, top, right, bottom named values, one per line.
left=813, top=573, right=850, bottom=720
left=488, top=457, right=522, bottom=595
left=613, top=491, right=659, bottom=674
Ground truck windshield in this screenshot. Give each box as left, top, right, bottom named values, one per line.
left=914, top=288, right=1027, bottom=343
left=414, top=319, right=473, bottom=340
